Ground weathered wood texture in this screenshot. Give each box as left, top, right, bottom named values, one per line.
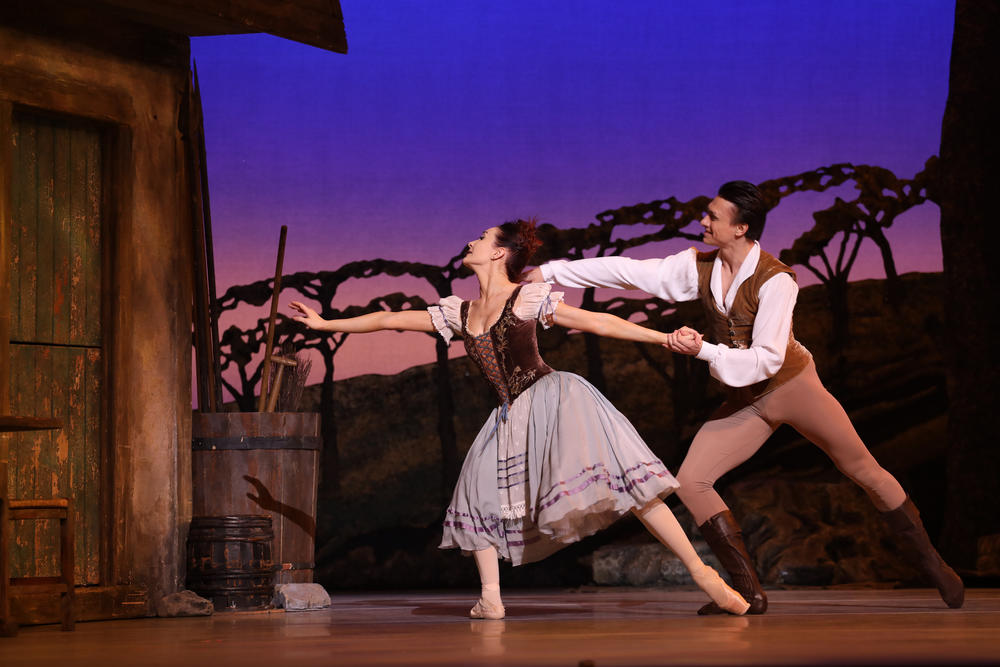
left=0, top=1, right=190, bottom=71
left=6, top=584, right=149, bottom=624
left=9, top=113, right=102, bottom=347
left=2, top=0, right=347, bottom=58
left=2, top=17, right=194, bottom=618
left=192, top=413, right=320, bottom=584
left=94, top=0, right=349, bottom=53
left=184, top=69, right=220, bottom=413
left=7, top=112, right=103, bottom=586
left=186, top=515, right=274, bottom=610
left=7, top=346, right=100, bottom=584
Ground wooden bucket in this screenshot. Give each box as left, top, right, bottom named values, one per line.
left=186, top=515, right=275, bottom=611
left=192, top=412, right=321, bottom=584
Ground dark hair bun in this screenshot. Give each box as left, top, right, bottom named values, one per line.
left=496, top=218, right=542, bottom=281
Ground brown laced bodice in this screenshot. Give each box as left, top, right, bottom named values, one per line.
left=460, top=286, right=553, bottom=406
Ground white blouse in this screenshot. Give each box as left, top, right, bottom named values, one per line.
left=428, top=282, right=565, bottom=345
left=541, top=243, right=800, bottom=388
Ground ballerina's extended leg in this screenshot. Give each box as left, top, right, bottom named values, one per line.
left=633, top=500, right=750, bottom=615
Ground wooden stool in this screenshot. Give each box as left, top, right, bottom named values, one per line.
left=1, top=415, right=73, bottom=637
left=5, top=498, right=75, bottom=633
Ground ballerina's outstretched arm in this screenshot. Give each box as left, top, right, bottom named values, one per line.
left=551, top=301, right=686, bottom=347
left=288, top=301, right=436, bottom=334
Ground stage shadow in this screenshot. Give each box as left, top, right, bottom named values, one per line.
left=244, top=474, right=317, bottom=537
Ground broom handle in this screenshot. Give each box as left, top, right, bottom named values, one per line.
left=257, top=225, right=288, bottom=411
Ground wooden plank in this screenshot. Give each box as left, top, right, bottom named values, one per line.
left=83, top=129, right=102, bottom=347
left=8, top=510, right=67, bottom=521
left=93, top=0, right=349, bottom=53
left=34, top=345, right=58, bottom=578
left=83, top=348, right=101, bottom=584
left=8, top=344, right=33, bottom=577
left=68, top=128, right=86, bottom=344
left=34, top=118, right=54, bottom=345
left=7, top=584, right=149, bottom=626
left=7, top=110, right=21, bottom=348
left=192, top=65, right=224, bottom=408
left=10, top=116, right=103, bottom=347
left=51, top=121, right=71, bottom=344
left=0, top=101, right=12, bottom=414
left=185, top=72, right=215, bottom=412
left=61, top=348, right=77, bottom=581
left=0, top=416, right=61, bottom=431
left=106, top=126, right=130, bottom=588
left=9, top=344, right=37, bottom=577
left=11, top=114, right=37, bottom=342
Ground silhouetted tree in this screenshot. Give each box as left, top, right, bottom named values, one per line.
left=217, top=253, right=471, bottom=504
left=213, top=160, right=939, bottom=538
left=779, top=164, right=933, bottom=351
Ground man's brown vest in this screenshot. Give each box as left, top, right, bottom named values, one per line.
left=695, top=248, right=811, bottom=402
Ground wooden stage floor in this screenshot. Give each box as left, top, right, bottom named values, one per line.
left=2, top=588, right=999, bottom=666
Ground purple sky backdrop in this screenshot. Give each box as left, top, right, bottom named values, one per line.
left=190, top=1, right=955, bottom=382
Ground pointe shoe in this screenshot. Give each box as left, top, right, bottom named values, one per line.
left=691, top=565, right=750, bottom=616
left=469, top=598, right=505, bottom=620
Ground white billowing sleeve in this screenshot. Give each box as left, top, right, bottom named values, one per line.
left=427, top=295, right=464, bottom=343
left=514, top=282, right=565, bottom=329
left=540, top=248, right=700, bottom=302
left=695, top=273, right=799, bottom=387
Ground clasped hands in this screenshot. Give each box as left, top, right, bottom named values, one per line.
left=663, top=326, right=703, bottom=356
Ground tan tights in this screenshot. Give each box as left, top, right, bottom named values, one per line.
left=676, top=360, right=907, bottom=525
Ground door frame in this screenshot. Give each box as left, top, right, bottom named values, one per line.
left=1, top=72, right=143, bottom=619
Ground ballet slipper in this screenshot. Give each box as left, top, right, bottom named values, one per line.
left=691, top=565, right=750, bottom=616
left=469, top=598, right=505, bottom=620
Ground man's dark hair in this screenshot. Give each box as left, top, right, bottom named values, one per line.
left=718, top=180, right=766, bottom=241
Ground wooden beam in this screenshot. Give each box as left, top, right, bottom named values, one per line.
left=7, top=584, right=148, bottom=625
left=0, top=68, right=136, bottom=127
left=192, top=64, right=225, bottom=407
left=94, top=0, right=348, bottom=54
left=0, top=0, right=191, bottom=70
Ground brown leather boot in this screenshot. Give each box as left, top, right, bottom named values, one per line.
left=696, top=510, right=767, bottom=615
left=881, top=497, right=964, bottom=608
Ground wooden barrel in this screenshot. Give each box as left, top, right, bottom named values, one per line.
left=186, top=515, right=275, bottom=611
left=192, top=412, right=321, bottom=584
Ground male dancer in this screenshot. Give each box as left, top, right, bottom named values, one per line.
left=526, top=181, right=963, bottom=613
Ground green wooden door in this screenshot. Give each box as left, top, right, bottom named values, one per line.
left=7, top=111, right=103, bottom=585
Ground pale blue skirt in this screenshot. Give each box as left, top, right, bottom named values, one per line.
left=440, top=371, right=679, bottom=565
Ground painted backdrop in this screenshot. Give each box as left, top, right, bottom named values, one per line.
left=191, top=0, right=953, bottom=383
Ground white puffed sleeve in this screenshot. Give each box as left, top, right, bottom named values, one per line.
left=515, top=282, right=565, bottom=329
left=428, top=295, right=464, bottom=343
left=540, top=248, right=699, bottom=302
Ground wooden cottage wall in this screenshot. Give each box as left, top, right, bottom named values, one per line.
left=1, top=20, right=194, bottom=619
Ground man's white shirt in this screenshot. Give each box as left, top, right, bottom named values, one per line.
left=540, top=243, right=800, bottom=388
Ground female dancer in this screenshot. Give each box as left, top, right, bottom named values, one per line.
left=290, top=220, right=748, bottom=619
